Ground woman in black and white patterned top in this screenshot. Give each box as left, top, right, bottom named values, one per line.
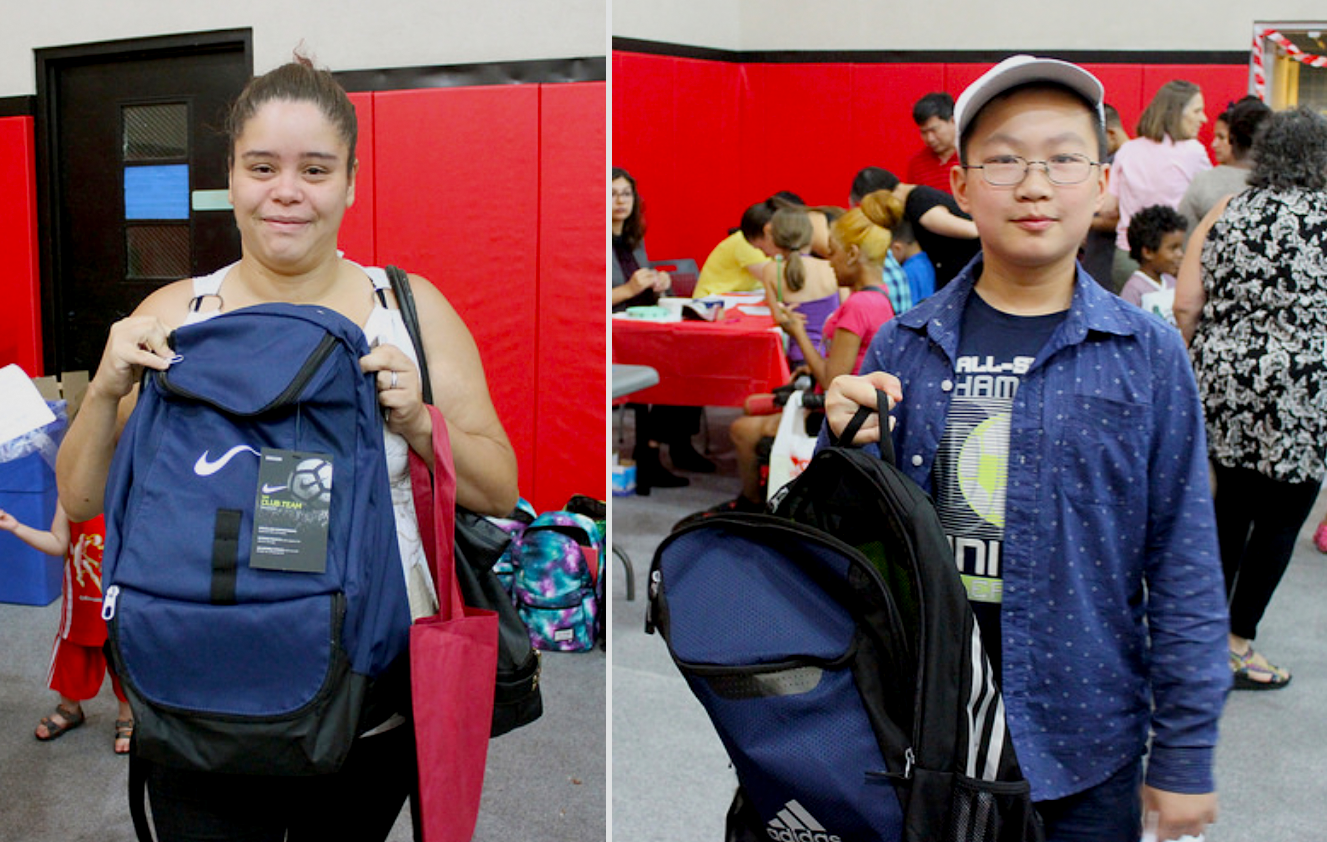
left=1177, top=106, right=1327, bottom=691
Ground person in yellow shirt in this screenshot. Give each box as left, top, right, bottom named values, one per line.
left=694, top=200, right=779, bottom=297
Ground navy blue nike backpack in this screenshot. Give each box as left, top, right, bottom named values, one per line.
left=102, top=302, right=411, bottom=776
left=648, top=395, right=1042, bottom=842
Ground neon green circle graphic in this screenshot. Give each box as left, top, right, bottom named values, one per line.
left=957, top=413, right=1009, bottom=528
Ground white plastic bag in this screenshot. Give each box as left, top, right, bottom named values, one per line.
left=766, top=390, right=818, bottom=501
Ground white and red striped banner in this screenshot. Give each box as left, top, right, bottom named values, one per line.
left=1253, top=26, right=1327, bottom=101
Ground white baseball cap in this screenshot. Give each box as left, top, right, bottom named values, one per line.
left=954, top=55, right=1105, bottom=154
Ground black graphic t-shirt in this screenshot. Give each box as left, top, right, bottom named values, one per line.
left=931, top=292, right=1065, bottom=674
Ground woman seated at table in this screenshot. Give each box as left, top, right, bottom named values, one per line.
left=611, top=166, right=715, bottom=489
left=612, top=167, right=670, bottom=311
left=757, top=206, right=845, bottom=370
left=689, top=190, right=903, bottom=516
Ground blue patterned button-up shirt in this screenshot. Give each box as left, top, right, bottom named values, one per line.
left=839, top=257, right=1230, bottom=801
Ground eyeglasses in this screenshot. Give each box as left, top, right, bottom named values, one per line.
left=611, top=189, right=634, bottom=200
left=962, top=153, right=1100, bottom=186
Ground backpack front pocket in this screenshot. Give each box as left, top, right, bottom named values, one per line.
left=111, top=587, right=345, bottom=717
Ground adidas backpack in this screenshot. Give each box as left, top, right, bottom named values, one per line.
left=512, top=511, right=603, bottom=652
left=648, top=395, right=1042, bottom=842
left=101, top=303, right=412, bottom=776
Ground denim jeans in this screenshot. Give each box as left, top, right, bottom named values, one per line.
left=1036, top=758, right=1143, bottom=842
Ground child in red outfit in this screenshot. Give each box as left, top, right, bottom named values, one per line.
left=0, top=502, right=133, bottom=753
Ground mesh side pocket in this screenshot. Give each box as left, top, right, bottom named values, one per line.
left=947, top=774, right=1040, bottom=842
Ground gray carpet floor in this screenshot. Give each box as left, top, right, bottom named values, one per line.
left=0, top=594, right=604, bottom=840
left=611, top=406, right=1327, bottom=842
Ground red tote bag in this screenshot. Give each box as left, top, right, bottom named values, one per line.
left=409, top=404, right=499, bottom=842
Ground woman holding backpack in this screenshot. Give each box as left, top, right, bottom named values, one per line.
left=58, top=54, right=517, bottom=841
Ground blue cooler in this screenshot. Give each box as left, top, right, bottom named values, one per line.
left=0, top=413, right=65, bottom=606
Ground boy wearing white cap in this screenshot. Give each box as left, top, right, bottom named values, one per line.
left=824, top=57, right=1227, bottom=841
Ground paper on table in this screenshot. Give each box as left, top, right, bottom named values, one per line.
left=0, top=364, right=56, bottom=446
left=738, top=305, right=772, bottom=316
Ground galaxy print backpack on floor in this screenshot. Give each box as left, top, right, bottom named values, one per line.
left=512, top=511, right=604, bottom=651
left=648, top=392, right=1041, bottom=842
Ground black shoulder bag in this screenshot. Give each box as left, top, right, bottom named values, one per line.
left=386, top=265, right=543, bottom=737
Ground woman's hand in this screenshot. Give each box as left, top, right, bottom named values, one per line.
left=772, top=301, right=807, bottom=336
left=628, top=268, right=669, bottom=297
left=0, top=509, right=17, bottom=533
left=825, top=371, right=904, bottom=443
left=92, top=316, right=176, bottom=402
left=360, top=342, right=429, bottom=440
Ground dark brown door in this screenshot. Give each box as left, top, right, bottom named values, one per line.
left=37, top=32, right=252, bottom=373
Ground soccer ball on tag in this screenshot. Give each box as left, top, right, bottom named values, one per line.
left=289, top=458, right=333, bottom=507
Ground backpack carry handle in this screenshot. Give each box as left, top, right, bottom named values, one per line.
left=836, top=388, right=896, bottom=467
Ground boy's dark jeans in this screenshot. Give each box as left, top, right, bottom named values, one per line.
left=1035, top=758, right=1142, bottom=842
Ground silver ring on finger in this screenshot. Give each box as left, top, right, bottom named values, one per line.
left=390, top=370, right=399, bottom=390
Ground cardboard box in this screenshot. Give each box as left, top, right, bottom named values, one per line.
left=32, top=370, right=89, bottom=419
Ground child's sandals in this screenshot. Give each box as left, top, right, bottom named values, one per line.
left=1230, top=645, right=1291, bottom=690
left=35, top=704, right=85, bottom=741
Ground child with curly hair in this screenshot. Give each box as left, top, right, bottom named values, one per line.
left=1121, top=203, right=1187, bottom=325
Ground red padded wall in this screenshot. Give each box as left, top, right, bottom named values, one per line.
left=666, top=58, right=743, bottom=265
left=537, top=82, right=607, bottom=509
left=1084, top=64, right=1147, bottom=134
left=741, top=63, right=853, bottom=207
left=612, top=51, right=1252, bottom=252
left=372, top=85, right=541, bottom=505
left=0, top=117, right=42, bottom=376
left=848, top=63, right=945, bottom=190
left=613, top=52, right=745, bottom=269
left=338, top=92, right=376, bottom=265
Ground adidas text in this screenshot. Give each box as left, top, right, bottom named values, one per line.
left=765, top=830, right=841, bottom=842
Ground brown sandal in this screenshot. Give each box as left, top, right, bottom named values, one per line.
left=35, top=704, right=85, bottom=741
left=114, top=719, right=134, bottom=755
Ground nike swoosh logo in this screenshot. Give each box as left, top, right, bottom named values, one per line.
left=261, top=483, right=288, bottom=494
left=194, top=445, right=261, bottom=477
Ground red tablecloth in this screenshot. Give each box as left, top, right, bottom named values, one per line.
left=611, top=309, right=790, bottom=407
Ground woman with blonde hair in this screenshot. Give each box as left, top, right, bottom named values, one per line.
left=686, top=190, right=903, bottom=517
left=773, top=191, right=903, bottom=387
left=1109, top=80, right=1211, bottom=288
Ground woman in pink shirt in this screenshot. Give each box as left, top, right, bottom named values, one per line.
left=1109, top=80, right=1211, bottom=289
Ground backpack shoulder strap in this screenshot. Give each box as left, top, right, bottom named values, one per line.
left=386, top=265, right=433, bottom=405
left=186, top=263, right=235, bottom=316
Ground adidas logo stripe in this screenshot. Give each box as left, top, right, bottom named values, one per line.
left=765, top=800, right=842, bottom=842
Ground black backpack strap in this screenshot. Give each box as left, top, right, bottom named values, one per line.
left=128, top=751, right=155, bottom=841
left=386, top=265, right=433, bottom=405
left=831, top=388, right=896, bottom=466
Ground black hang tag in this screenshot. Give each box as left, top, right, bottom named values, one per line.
left=250, top=448, right=332, bottom=574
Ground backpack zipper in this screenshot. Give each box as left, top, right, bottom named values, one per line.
left=101, top=585, right=120, bottom=621
left=154, top=332, right=340, bottom=415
